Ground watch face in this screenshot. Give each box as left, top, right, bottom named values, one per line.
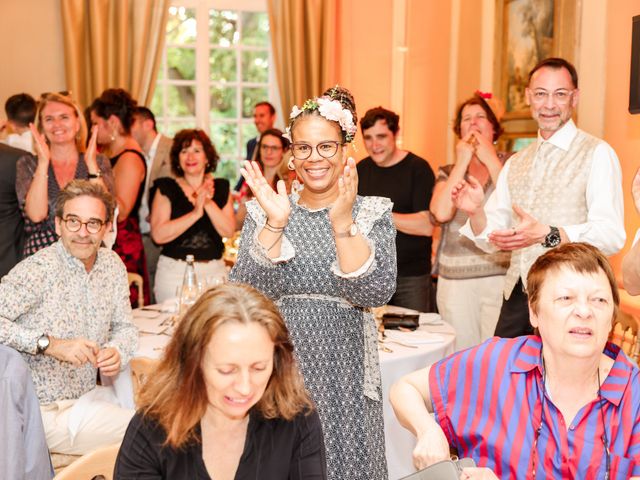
left=37, top=335, right=49, bottom=352
left=544, top=227, right=561, bottom=247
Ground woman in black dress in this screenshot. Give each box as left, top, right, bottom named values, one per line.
left=114, top=283, right=327, bottom=479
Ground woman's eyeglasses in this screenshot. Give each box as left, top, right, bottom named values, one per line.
left=260, top=145, right=283, bottom=153
left=61, top=216, right=106, bottom=234
left=290, top=140, right=343, bottom=160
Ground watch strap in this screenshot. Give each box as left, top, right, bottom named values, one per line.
left=335, top=222, right=358, bottom=238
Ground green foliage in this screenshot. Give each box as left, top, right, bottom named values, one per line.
left=242, top=87, right=269, bottom=118
left=210, top=10, right=238, bottom=46
left=166, top=7, right=196, bottom=44
left=210, top=86, right=236, bottom=119
left=242, top=50, right=268, bottom=83
left=241, top=12, right=269, bottom=46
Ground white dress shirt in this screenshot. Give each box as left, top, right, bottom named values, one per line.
left=460, top=120, right=626, bottom=255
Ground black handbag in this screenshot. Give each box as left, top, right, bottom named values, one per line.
left=399, top=458, right=476, bottom=479
left=381, top=313, right=419, bottom=331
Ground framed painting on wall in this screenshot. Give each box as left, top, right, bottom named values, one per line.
left=501, top=0, right=555, bottom=118
left=493, top=0, right=579, bottom=151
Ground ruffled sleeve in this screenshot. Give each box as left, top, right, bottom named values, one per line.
left=332, top=195, right=397, bottom=307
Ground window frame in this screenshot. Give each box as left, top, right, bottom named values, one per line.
left=154, top=0, right=279, bottom=175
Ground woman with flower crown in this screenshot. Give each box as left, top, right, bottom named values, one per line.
left=230, top=86, right=396, bottom=479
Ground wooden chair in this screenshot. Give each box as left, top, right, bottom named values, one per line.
left=127, top=272, right=144, bottom=307
left=130, top=357, right=159, bottom=407
left=53, top=443, right=120, bottom=480
left=610, top=309, right=640, bottom=363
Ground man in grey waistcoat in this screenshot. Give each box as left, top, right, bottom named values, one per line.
left=453, top=57, right=625, bottom=337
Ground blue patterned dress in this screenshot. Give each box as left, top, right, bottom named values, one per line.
left=230, top=193, right=397, bottom=480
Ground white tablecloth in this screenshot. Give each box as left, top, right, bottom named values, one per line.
left=378, top=319, right=455, bottom=479
left=131, top=307, right=455, bottom=480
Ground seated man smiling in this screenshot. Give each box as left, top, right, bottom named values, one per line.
left=0, top=180, right=137, bottom=455
left=390, top=243, right=640, bottom=479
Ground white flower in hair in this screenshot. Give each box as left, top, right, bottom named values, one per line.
left=283, top=126, right=292, bottom=141
left=339, top=109, right=354, bottom=133
left=317, top=97, right=344, bottom=122
left=290, top=105, right=303, bottom=119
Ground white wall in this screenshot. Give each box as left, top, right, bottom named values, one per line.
left=0, top=0, right=66, bottom=109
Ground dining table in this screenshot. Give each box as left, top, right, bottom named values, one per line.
left=130, top=304, right=456, bottom=480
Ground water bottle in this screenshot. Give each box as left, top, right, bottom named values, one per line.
left=180, top=255, right=199, bottom=314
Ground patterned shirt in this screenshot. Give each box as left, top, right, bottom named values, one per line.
left=0, top=240, right=138, bottom=404
left=430, top=336, right=640, bottom=479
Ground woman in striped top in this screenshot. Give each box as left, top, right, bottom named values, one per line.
left=391, top=243, right=640, bottom=479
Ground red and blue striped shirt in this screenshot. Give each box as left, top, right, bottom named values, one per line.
left=429, top=336, right=640, bottom=479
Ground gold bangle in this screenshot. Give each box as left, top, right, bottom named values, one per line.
left=33, top=171, right=48, bottom=179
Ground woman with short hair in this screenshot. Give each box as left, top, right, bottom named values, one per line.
left=150, top=129, right=235, bottom=302
left=391, top=243, right=640, bottom=479
left=430, top=92, right=511, bottom=350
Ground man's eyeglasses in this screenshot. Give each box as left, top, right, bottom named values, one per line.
left=290, top=141, right=343, bottom=160
left=530, top=89, right=575, bottom=105
left=260, top=144, right=283, bottom=153
left=61, top=216, right=106, bottom=234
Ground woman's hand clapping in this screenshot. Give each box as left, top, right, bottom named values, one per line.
left=29, top=123, right=50, bottom=165
left=85, top=125, right=100, bottom=172
left=329, top=157, right=358, bottom=228
left=240, top=160, right=291, bottom=227
left=451, top=175, right=484, bottom=217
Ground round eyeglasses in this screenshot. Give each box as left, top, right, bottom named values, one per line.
left=290, top=141, right=343, bottom=160
left=61, top=216, right=106, bottom=234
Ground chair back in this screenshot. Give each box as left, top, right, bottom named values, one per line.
left=610, top=309, right=640, bottom=363
left=127, top=272, right=144, bottom=307
left=53, top=443, right=120, bottom=480
left=130, top=357, right=159, bottom=406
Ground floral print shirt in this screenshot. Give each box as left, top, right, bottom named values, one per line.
left=0, top=240, right=138, bottom=404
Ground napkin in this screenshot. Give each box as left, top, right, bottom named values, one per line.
left=385, top=330, right=444, bottom=345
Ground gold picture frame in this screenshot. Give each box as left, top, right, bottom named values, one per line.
left=493, top=0, right=579, bottom=151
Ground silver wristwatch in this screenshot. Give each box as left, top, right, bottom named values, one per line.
left=36, top=334, right=50, bottom=354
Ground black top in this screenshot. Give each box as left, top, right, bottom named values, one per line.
left=114, top=410, right=327, bottom=480
left=246, top=137, right=258, bottom=160
left=152, top=177, right=230, bottom=261
left=357, top=152, right=435, bottom=276
left=111, top=149, right=147, bottom=223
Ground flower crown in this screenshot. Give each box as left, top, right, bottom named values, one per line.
left=283, top=95, right=357, bottom=143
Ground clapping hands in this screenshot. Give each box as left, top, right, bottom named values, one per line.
left=329, top=157, right=358, bottom=227
left=29, top=122, right=50, bottom=164
left=240, top=160, right=291, bottom=226
left=451, top=175, right=484, bottom=216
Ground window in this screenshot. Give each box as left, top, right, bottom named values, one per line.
left=152, top=0, right=275, bottom=180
